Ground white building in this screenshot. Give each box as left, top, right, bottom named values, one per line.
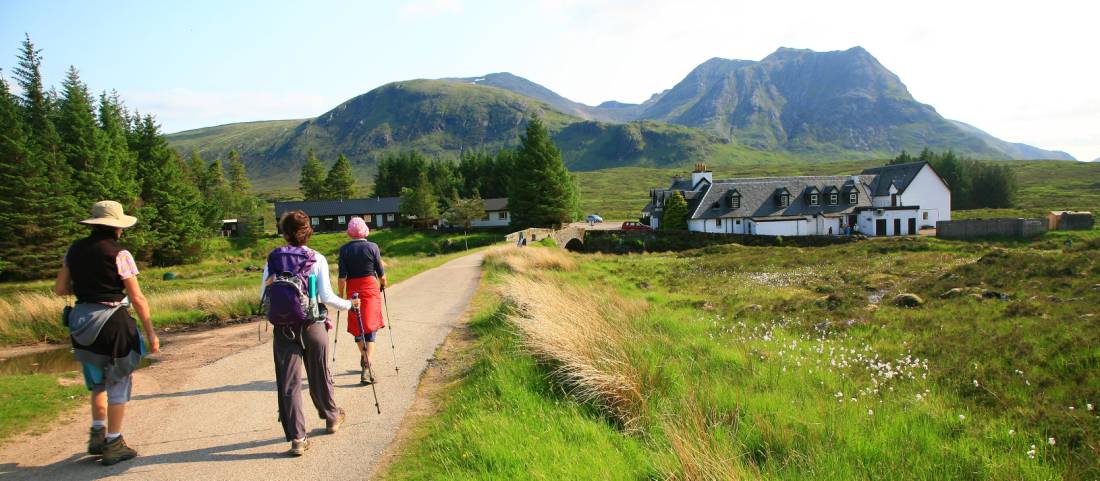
left=469, top=198, right=511, bottom=228
left=642, top=161, right=951, bottom=237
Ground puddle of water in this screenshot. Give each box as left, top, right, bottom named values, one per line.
left=0, top=347, right=157, bottom=376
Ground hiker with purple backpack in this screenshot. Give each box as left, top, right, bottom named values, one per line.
left=262, top=211, right=359, bottom=457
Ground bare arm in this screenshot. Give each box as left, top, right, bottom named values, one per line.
left=123, top=276, right=159, bottom=353
left=337, top=278, right=347, bottom=298
left=54, top=265, right=73, bottom=296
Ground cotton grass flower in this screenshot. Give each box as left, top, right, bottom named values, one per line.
left=958, top=414, right=966, bottom=420
left=1008, top=429, right=1015, bottom=435
left=1088, top=403, right=1094, bottom=412
left=1048, top=437, right=1056, bottom=446
left=1027, top=445, right=1037, bottom=459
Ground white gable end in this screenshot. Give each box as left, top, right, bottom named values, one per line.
left=898, top=163, right=951, bottom=227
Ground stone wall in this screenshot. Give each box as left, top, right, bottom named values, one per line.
left=936, top=218, right=1048, bottom=239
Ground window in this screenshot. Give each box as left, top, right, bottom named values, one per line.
left=715, top=219, right=722, bottom=227
left=809, top=194, right=819, bottom=206
left=829, top=193, right=838, bottom=205
left=778, top=194, right=790, bottom=208
left=849, top=193, right=858, bottom=204
left=736, top=220, right=741, bottom=225
left=311, top=217, right=319, bottom=226
left=338, top=216, right=346, bottom=224
left=731, top=196, right=740, bottom=209
left=922, top=212, right=929, bottom=220
left=498, top=211, right=507, bottom=220
left=387, top=214, right=395, bottom=221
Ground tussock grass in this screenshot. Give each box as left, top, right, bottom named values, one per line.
left=484, top=245, right=577, bottom=273
left=0, top=288, right=258, bottom=343
left=500, top=274, right=647, bottom=431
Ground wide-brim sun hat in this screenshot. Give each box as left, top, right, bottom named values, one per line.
left=80, top=200, right=138, bottom=229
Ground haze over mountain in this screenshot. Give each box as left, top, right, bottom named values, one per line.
left=168, top=47, right=1074, bottom=185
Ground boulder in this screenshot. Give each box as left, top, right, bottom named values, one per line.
left=940, top=287, right=967, bottom=299
left=893, top=293, right=924, bottom=308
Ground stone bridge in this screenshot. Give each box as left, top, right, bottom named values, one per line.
left=505, top=226, right=587, bottom=251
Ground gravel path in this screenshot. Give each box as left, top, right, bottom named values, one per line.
left=0, top=252, right=484, bottom=480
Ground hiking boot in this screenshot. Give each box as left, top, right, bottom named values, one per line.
left=286, top=438, right=311, bottom=457
left=326, top=408, right=346, bottom=434
left=100, top=435, right=137, bottom=465
left=87, top=427, right=106, bottom=455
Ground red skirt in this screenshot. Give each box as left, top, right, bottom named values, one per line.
left=345, top=276, right=384, bottom=337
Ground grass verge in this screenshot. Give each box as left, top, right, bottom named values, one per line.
left=0, top=373, right=85, bottom=441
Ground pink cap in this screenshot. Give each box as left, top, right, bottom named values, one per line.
left=347, top=216, right=370, bottom=238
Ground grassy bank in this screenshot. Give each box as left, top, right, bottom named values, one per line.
left=0, top=373, right=86, bottom=441
left=385, top=233, right=1099, bottom=479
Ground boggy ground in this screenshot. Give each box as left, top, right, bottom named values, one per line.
left=383, top=230, right=1099, bottom=480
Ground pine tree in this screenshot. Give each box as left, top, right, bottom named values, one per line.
left=508, top=118, right=578, bottom=229
left=224, top=150, right=263, bottom=243
left=204, top=158, right=231, bottom=225
left=97, top=91, right=138, bottom=205
left=661, top=191, right=689, bottom=230
left=57, top=66, right=115, bottom=207
left=299, top=149, right=326, bottom=200
left=187, top=150, right=208, bottom=193
left=399, top=170, right=440, bottom=228
left=129, top=115, right=207, bottom=264
left=325, top=154, right=356, bottom=199
left=11, top=35, right=81, bottom=276
left=0, top=76, right=43, bottom=278
left=227, top=150, right=250, bottom=194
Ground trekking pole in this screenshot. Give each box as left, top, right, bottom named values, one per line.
left=352, top=293, right=381, bottom=414
left=332, top=310, right=341, bottom=363
left=382, top=287, right=399, bottom=374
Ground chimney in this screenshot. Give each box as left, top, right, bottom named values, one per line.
left=691, top=163, right=712, bottom=188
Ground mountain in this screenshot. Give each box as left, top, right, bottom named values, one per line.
left=947, top=120, right=1074, bottom=161
left=168, top=79, right=751, bottom=184
left=167, top=47, right=1074, bottom=187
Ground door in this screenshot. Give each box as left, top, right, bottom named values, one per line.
left=893, top=219, right=901, bottom=236
left=376, top=214, right=383, bottom=227
left=908, top=218, right=916, bottom=235
left=875, top=219, right=886, bottom=236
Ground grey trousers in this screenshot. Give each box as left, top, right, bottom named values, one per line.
left=273, top=321, right=340, bottom=441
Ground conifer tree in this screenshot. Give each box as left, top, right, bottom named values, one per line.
left=507, top=118, right=578, bottom=229
left=299, top=149, right=326, bottom=200
left=57, top=66, right=116, bottom=207
left=11, top=35, right=81, bottom=275
left=204, top=158, right=231, bottom=225
left=0, top=77, right=43, bottom=278
left=399, top=170, right=440, bottom=228
left=225, top=150, right=263, bottom=242
left=325, top=154, right=356, bottom=199
left=227, top=150, right=250, bottom=194
left=661, top=191, right=689, bottom=230
left=97, top=90, right=138, bottom=204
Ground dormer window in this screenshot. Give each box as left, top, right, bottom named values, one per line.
left=809, top=194, right=819, bottom=206
left=849, top=192, right=858, bottom=204
left=726, top=190, right=741, bottom=209
left=777, top=193, right=790, bottom=208
left=829, top=193, right=838, bottom=205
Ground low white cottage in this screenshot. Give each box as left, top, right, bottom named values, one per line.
left=642, top=161, right=951, bottom=237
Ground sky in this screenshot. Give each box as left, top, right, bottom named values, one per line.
left=2, top=0, right=1097, bottom=161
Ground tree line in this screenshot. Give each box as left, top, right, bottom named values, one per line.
left=300, top=118, right=579, bottom=230
left=891, top=148, right=1017, bottom=209
left=0, top=36, right=262, bottom=280
left=297, top=149, right=357, bottom=200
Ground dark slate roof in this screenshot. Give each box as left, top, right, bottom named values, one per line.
left=274, top=197, right=401, bottom=219
left=860, top=161, right=927, bottom=197
left=483, top=198, right=508, bottom=211
left=689, top=175, right=875, bottom=220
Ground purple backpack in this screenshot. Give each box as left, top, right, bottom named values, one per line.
left=262, top=246, right=317, bottom=327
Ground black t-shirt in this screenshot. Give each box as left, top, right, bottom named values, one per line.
left=338, top=240, right=384, bottom=279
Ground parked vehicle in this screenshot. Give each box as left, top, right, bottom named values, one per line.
left=586, top=214, right=604, bottom=223
left=621, top=221, right=653, bottom=232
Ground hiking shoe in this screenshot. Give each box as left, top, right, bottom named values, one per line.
left=100, top=435, right=137, bottom=465
left=360, top=367, right=376, bottom=385
left=326, top=408, right=346, bottom=434
left=286, top=438, right=311, bottom=457
left=87, top=427, right=106, bottom=455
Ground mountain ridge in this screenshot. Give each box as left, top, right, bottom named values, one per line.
left=167, top=46, right=1074, bottom=186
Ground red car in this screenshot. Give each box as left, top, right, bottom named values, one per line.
left=621, top=221, right=654, bottom=232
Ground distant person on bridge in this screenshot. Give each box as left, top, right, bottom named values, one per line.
left=54, top=201, right=159, bottom=466
left=262, top=211, right=359, bottom=456
left=337, top=216, right=388, bottom=385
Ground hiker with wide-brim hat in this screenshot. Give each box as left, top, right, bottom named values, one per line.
left=336, top=217, right=388, bottom=385
left=54, top=200, right=159, bottom=466
left=262, top=211, right=359, bottom=456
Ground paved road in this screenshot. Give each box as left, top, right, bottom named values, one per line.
left=0, top=253, right=483, bottom=480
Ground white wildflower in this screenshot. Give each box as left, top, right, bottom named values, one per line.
left=1008, top=429, right=1015, bottom=435
left=1048, top=437, right=1056, bottom=446
left=959, top=414, right=966, bottom=420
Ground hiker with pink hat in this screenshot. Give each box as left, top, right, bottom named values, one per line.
left=53, top=201, right=159, bottom=466
left=336, top=216, right=388, bottom=385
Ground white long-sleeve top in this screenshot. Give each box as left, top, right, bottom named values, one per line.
left=261, top=248, right=352, bottom=312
